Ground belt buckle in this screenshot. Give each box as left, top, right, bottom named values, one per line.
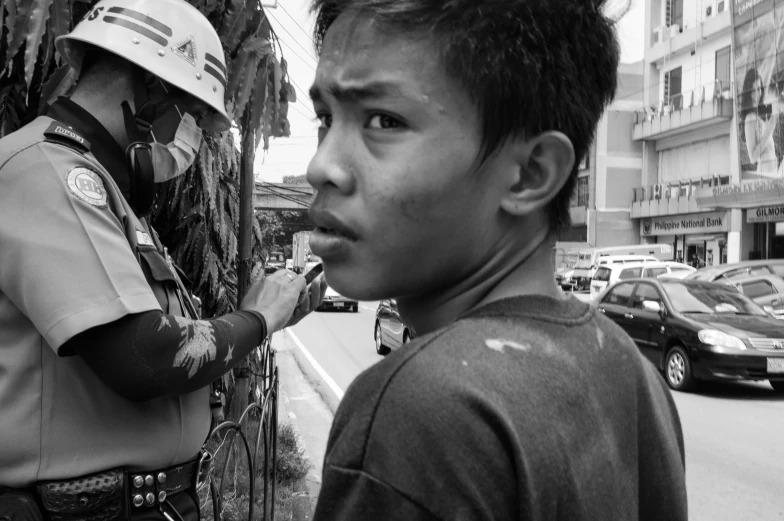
left=195, top=450, right=213, bottom=491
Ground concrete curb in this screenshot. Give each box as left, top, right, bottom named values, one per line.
left=275, top=331, right=336, bottom=521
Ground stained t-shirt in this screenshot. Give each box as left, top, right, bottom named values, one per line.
left=314, top=295, right=687, bottom=520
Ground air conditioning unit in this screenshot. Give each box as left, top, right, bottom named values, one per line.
left=653, top=25, right=664, bottom=44
left=669, top=24, right=681, bottom=38
left=653, top=184, right=663, bottom=200
left=718, top=0, right=725, bottom=13
left=706, top=5, right=713, bottom=17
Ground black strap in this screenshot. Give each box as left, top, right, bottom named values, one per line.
left=122, top=101, right=156, bottom=216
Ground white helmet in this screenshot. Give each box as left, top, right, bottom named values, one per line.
left=55, top=0, right=231, bottom=132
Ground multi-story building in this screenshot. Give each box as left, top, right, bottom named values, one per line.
left=560, top=60, right=645, bottom=248
left=633, top=0, right=784, bottom=267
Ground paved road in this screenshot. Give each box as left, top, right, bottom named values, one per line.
left=291, top=302, right=784, bottom=521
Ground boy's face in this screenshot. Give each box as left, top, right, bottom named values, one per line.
left=307, top=13, right=513, bottom=301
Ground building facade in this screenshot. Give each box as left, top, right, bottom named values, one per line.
left=560, top=61, right=645, bottom=248
left=634, top=0, right=784, bottom=268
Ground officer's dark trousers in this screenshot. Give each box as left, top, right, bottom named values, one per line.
left=130, top=489, right=200, bottom=521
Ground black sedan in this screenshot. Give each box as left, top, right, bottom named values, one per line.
left=316, top=285, right=358, bottom=312
left=597, top=279, right=784, bottom=393
left=374, top=299, right=416, bottom=356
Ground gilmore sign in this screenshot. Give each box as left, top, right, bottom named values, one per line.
left=641, top=212, right=729, bottom=236
left=748, top=205, right=784, bottom=223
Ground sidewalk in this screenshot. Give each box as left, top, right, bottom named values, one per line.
left=275, top=329, right=338, bottom=520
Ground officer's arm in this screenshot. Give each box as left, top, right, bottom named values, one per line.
left=64, top=310, right=266, bottom=402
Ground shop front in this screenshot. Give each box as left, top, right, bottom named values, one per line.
left=640, top=211, right=730, bottom=268
left=747, top=204, right=784, bottom=260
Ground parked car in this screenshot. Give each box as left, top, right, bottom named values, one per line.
left=686, top=259, right=784, bottom=283
left=555, top=267, right=576, bottom=290
left=596, top=279, right=784, bottom=392
left=590, top=261, right=695, bottom=300
left=707, top=274, right=784, bottom=319
left=374, top=299, right=416, bottom=355
left=316, top=285, right=358, bottom=312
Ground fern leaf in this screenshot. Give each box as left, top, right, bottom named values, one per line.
left=4, top=0, right=34, bottom=75
left=23, top=0, right=54, bottom=89
left=217, top=0, right=246, bottom=53
left=49, top=0, right=70, bottom=63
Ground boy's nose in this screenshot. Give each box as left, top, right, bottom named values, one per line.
left=306, top=130, right=357, bottom=195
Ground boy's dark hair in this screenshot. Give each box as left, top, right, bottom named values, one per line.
left=311, top=0, right=624, bottom=232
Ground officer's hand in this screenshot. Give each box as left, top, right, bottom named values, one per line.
left=240, top=266, right=306, bottom=334
left=285, top=273, right=329, bottom=328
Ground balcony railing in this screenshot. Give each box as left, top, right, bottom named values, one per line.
left=631, top=174, right=730, bottom=204
left=634, top=80, right=733, bottom=125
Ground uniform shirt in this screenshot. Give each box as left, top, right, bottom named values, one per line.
left=314, top=295, right=688, bottom=520
left=0, top=108, right=209, bottom=486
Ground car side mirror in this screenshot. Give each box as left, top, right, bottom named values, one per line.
left=642, top=300, right=661, bottom=313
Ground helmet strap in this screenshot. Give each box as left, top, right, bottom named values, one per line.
left=123, top=69, right=157, bottom=216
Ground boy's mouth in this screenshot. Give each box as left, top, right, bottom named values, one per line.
left=317, top=226, right=352, bottom=239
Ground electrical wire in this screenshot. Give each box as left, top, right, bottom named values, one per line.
left=278, top=3, right=317, bottom=43
left=265, top=10, right=319, bottom=68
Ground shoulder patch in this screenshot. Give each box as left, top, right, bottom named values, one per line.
left=44, top=122, right=91, bottom=152
left=65, top=167, right=108, bottom=208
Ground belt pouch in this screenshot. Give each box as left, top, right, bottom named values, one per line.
left=35, top=469, right=126, bottom=521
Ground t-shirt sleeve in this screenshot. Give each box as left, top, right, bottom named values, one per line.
left=0, top=144, right=161, bottom=352
left=314, top=465, right=440, bottom=521
left=637, top=360, right=688, bottom=521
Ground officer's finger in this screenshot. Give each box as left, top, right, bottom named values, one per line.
left=308, top=274, right=324, bottom=310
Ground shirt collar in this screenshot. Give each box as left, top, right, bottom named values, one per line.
left=46, top=97, right=131, bottom=199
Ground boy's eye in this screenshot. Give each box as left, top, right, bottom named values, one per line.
left=317, top=114, right=332, bottom=129
left=367, top=114, right=404, bottom=130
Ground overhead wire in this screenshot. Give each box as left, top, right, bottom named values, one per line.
left=265, top=10, right=319, bottom=68
left=278, top=3, right=317, bottom=43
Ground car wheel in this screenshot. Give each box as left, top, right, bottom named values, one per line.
left=375, top=322, right=390, bottom=356
left=352, top=304, right=358, bottom=313
left=665, top=345, right=696, bottom=392
left=402, top=331, right=410, bottom=344
left=770, top=381, right=784, bottom=393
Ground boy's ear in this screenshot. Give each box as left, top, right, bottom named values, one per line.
left=500, top=131, right=575, bottom=217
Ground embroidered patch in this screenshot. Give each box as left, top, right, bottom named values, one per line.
left=136, top=230, right=155, bottom=247
left=172, top=35, right=197, bottom=66
left=65, top=168, right=107, bottom=208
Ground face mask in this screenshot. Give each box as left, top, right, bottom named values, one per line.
left=151, top=112, right=203, bottom=183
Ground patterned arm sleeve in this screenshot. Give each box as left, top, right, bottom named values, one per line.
left=63, top=309, right=267, bottom=401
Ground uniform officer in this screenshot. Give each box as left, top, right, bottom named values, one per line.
left=0, top=0, right=326, bottom=519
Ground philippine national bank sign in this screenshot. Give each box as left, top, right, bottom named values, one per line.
left=732, top=0, right=784, bottom=181
left=641, top=212, right=730, bottom=237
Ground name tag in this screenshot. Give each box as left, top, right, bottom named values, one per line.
left=136, top=230, right=155, bottom=247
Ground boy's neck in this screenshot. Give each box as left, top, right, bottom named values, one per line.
left=397, top=228, right=561, bottom=336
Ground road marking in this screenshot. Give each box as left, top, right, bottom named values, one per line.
left=286, top=328, right=345, bottom=400
left=361, top=305, right=376, bottom=311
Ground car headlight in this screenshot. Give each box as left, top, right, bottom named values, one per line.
left=697, top=329, right=746, bottom=350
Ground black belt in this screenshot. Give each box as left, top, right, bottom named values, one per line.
left=34, top=452, right=212, bottom=521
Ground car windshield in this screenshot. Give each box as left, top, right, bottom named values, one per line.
left=662, top=283, right=768, bottom=316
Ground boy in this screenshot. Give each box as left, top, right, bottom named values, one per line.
left=306, top=0, right=688, bottom=519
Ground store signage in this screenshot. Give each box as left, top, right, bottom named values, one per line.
left=711, top=178, right=784, bottom=197
left=747, top=205, right=784, bottom=223
left=641, top=212, right=729, bottom=236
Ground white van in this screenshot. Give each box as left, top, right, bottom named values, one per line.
left=571, top=254, right=657, bottom=289
left=571, top=244, right=673, bottom=289
left=589, top=261, right=695, bottom=299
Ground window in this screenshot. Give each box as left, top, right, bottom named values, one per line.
left=579, top=154, right=590, bottom=170
left=604, top=283, right=635, bottom=307
left=739, top=280, right=776, bottom=299
left=664, top=67, right=683, bottom=110
left=576, top=177, right=589, bottom=207
left=666, top=0, right=683, bottom=28
left=593, top=267, right=611, bottom=282
left=619, top=267, right=642, bottom=280
left=644, top=267, right=668, bottom=279
left=715, top=46, right=731, bottom=93
left=632, top=283, right=663, bottom=309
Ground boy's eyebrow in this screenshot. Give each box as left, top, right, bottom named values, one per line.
left=309, top=81, right=408, bottom=104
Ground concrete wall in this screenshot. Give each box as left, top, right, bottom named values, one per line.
left=605, top=167, right=643, bottom=208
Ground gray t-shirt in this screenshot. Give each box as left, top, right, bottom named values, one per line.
left=314, top=294, right=687, bottom=520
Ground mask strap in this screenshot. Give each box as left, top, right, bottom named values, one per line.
left=123, top=69, right=157, bottom=216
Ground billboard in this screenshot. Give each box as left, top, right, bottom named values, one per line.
left=732, top=0, right=784, bottom=180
